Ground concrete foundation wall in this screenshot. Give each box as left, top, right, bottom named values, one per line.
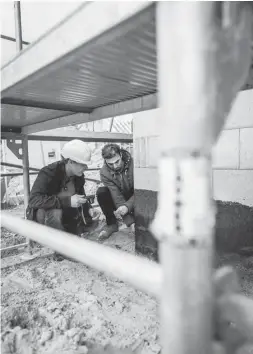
left=133, top=89, right=253, bottom=257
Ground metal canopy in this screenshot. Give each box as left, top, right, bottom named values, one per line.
left=1, top=1, right=253, bottom=133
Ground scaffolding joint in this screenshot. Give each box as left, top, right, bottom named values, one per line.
left=151, top=150, right=216, bottom=247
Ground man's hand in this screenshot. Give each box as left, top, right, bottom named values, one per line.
left=115, top=205, right=128, bottom=217
left=70, top=194, right=87, bottom=208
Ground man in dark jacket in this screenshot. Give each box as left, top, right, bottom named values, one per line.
left=26, top=140, right=99, bottom=258
left=96, top=143, right=134, bottom=240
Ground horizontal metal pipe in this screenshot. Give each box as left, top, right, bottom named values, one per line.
left=0, top=173, right=100, bottom=179
left=86, top=168, right=101, bottom=171
left=1, top=162, right=40, bottom=171
left=85, top=177, right=100, bottom=184
left=1, top=162, right=100, bottom=172
left=26, top=135, right=133, bottom=143
left=1, top=212, right=162, bottom=298
left=0, top=242, right=28, bottom=252
left=0, top=34, right=30, bottom=45
left=0, top=172, right=38, bottom=177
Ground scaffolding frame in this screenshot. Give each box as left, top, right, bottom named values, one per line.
left=1, top=2, right=253, bottom=354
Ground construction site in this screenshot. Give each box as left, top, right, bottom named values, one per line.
left=1, top=2, right=253, bottom=354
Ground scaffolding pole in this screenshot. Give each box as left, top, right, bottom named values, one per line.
left=22, top=136, right=31, bottom=253
left=14, top=1, right=23, bottom=52
left=153, top=2, right=252, bottom=354
left=2, top=140, right=9, bottom=205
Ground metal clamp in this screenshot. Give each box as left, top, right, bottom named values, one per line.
left=150, top=152, right=216, bottom=246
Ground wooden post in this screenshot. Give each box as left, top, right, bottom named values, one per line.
left=22, top=136, right=31, bottom=253
left=153, top=2, right=252, bottom=354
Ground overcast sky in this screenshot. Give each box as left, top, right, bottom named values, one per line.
left=0, top=2, right=82, bottom=65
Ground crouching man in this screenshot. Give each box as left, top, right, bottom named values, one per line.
left=26, top=139, right=98, bottom=259
left=97, top=143, right=134, bottom=240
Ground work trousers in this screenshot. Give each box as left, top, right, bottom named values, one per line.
left=35, top=203, right=91, bottom=235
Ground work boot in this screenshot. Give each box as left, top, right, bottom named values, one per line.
left=98, top=224, right=118, bottom=241
left=82, top=220, right=100, bottom=235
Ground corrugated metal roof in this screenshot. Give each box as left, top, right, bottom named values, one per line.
left=1, top=2, right=252, bottom=132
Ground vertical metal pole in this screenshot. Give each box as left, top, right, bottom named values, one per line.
left=153, top=3, right=216, bottom=354
left=153, top=2, right=252, bottom=354
left=22, top=136, right=31, bottom=253
left=14, top=1, right=23, bottom=52
left=14, top=2, right=32, bottom=253
left=40, top=141, right=46, bottom=166
left=109, top=117, right=114, bottom=132
left=2, top=140, right=9, bottom=205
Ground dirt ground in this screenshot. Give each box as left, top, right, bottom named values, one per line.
left=1, top=206, right=160, bottom=354
left=1, top=206, right=253, bottom=354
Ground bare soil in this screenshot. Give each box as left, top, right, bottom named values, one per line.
left=1, top=206, right=160, bottom=354
left=1, top=206, right=253, bottom=354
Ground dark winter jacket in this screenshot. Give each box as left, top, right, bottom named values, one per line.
left=26, top=160, right=88, bottom=221
left=100, top=149, right=134, bottom=212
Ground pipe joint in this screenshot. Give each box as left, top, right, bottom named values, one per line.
left=150, top=151, right=216, bottom=247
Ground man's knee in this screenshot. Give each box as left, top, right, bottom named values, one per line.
left=45, top=209, right=64, bottom=230
left=97, top=187, right=113, bottom=205
left=97, top=186, right=110, bottom=199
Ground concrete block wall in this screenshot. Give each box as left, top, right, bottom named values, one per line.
left=212, top=89, right=253, bottom=206
left=133, top=89, right=253, bottom=256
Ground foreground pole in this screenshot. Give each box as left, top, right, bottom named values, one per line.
left=153, top=2, right=252, bottom=354
left=1, top=212, right=162, bottom=298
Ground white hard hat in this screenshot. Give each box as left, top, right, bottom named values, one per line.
left=61, top=139, right=91, bottom=164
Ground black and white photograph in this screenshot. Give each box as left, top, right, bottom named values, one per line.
left=0, top=1, right=253, bottom=354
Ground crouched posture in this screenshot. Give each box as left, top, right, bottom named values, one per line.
left=97, top=144, right=134, bottom=240
left=26, top=140, right=96, bottom=239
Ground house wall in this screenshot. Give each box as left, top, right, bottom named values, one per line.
left=133, top=89, right=253, bottom=257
